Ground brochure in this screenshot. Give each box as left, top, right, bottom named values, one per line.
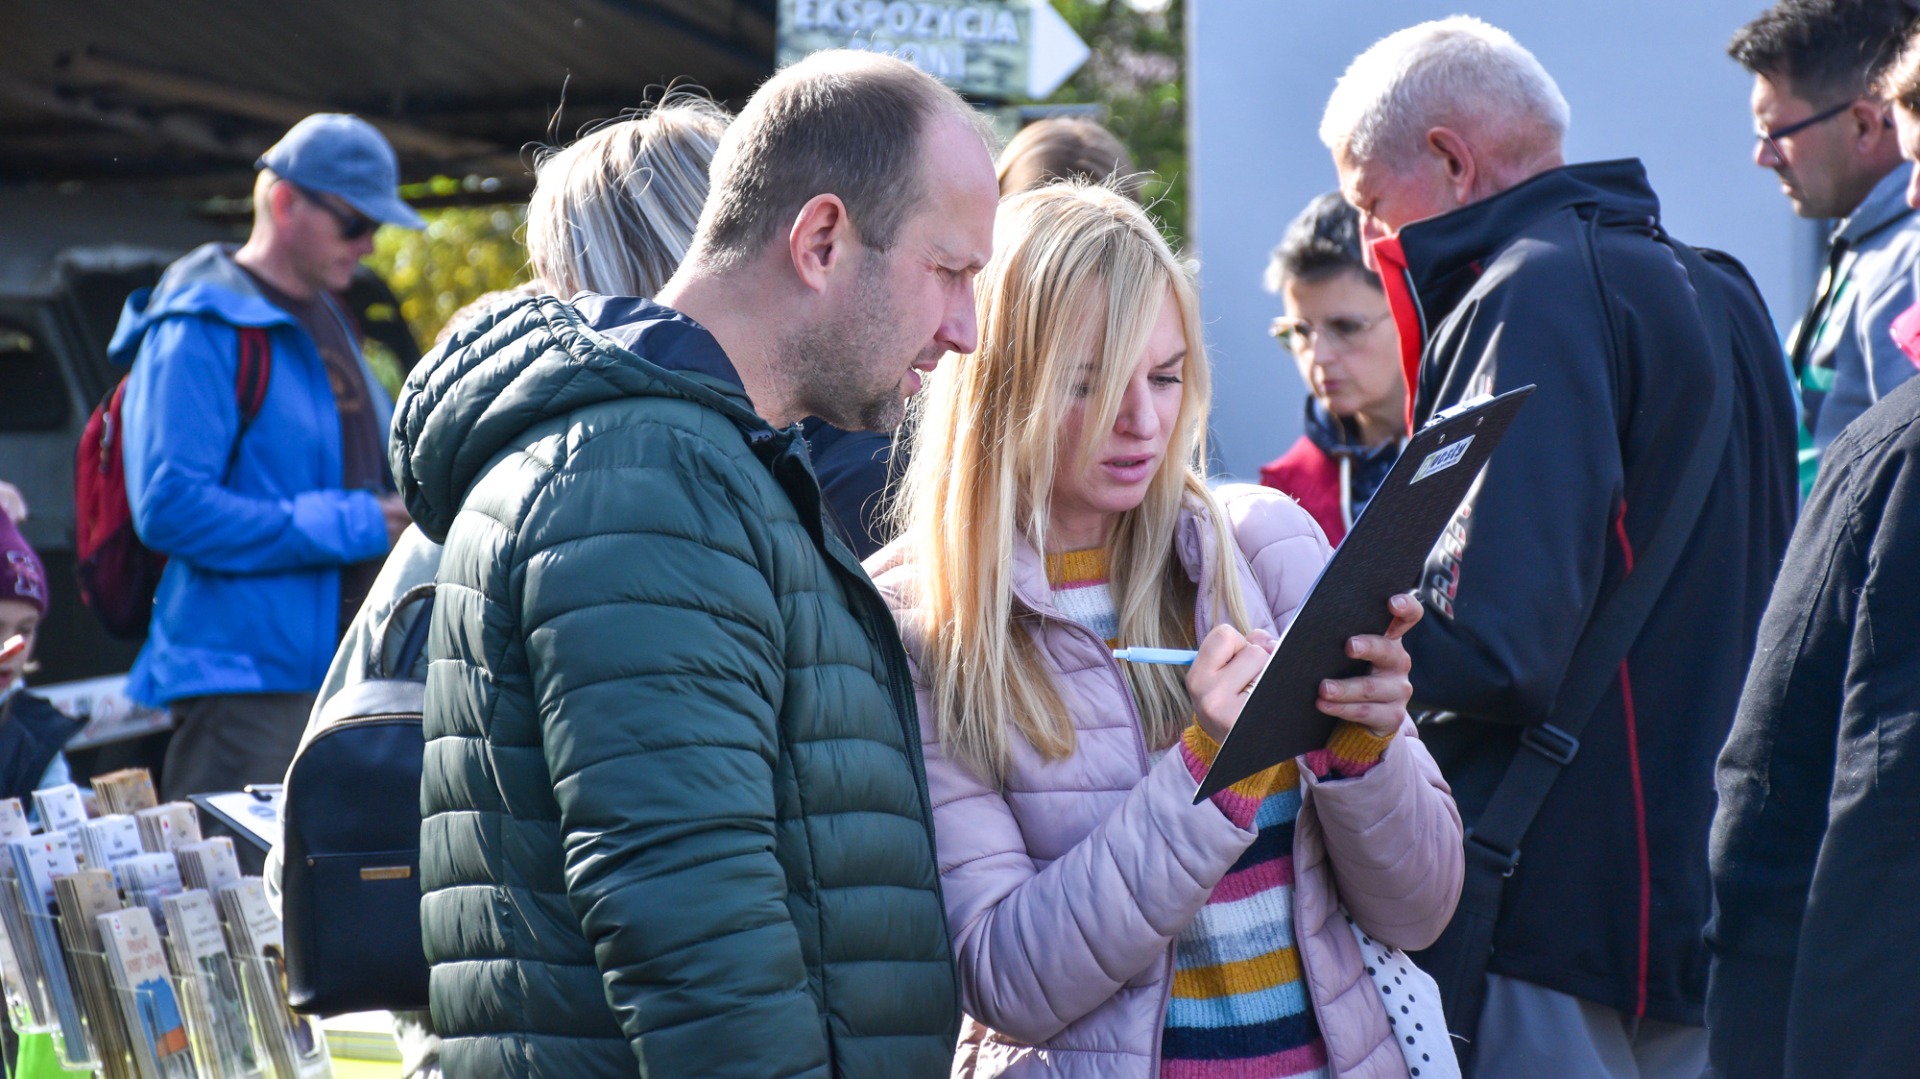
left=92, top=769, right=161, bottom=816
left=135, top=804, right=204, bottom=855
left=176, top=840, right=241, bottom=897
left=99, top=906, right=196, bottom=1079
left=0, top=798, right=30, bottom=843
left=4, top=833, right=94, bottom=1065
left=218, top=879, right=326, bottom=1078
left=30, top=784, right=87, bottom=836
left=54, top=869, right=138, bottom=1079
left=162, top=889, right=260, bottom=1079
left=82, top=815, right=147, bottom=879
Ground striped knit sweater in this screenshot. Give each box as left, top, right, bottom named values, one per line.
left=1168, top=725, right=1390, bottom=1078
left=1045, top=547, right=1393, bottom=1079
left=1046, top=548, right=1118, bottom=642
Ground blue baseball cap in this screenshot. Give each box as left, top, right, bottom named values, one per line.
left=256, top=113, right=426, bottom=230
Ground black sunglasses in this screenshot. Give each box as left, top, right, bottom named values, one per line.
left=287, top=182, right=380, bottom=241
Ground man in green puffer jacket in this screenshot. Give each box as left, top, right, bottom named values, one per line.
left=387, top=51, right=999, bottom=1078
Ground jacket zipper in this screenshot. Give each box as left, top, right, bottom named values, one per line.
left=851, top=542, right=964, bottom=1030
left=1100, top=616, right=1174, bottom=1075
left=766, top=435, right=960, bottom=1023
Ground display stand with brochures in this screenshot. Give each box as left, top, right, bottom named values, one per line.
left=0, top=771, right=330, bottom=1079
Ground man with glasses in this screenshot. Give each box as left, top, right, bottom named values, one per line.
left=112, top=114, right=420, bottom=806
left=1732, top=0, right=1920, bottom=493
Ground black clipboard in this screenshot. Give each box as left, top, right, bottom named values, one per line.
left=1194, top=384, right=1534, bottom=801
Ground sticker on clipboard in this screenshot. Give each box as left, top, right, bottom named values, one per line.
left=1411, top=435, right=1475, bottom=483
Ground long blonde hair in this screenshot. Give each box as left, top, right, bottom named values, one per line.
left=895, top=183, right=1250, bottom=784
left=527, top=94, right=731, bottom=298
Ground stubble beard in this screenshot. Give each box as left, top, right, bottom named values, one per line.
left=777, top=250, right=915, bottom=433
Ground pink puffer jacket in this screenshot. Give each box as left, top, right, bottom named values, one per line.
left=868, top=484, right=1463, bottom=1079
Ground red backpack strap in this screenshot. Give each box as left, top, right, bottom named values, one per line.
left=235, top=326, right=272, bottom=420
left=223, top=326, right=273, bottom=483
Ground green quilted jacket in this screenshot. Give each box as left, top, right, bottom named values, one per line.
left=390, top=294, right=959, bottom=1078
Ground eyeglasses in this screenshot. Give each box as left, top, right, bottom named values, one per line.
left=1756, top=99, right=1855, bottom=159
left=287, top=182, right=380, bottom=241
left=1270, top=311, right=1391, bottom=355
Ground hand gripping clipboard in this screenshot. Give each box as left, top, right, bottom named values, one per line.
left=1194, top=385, right=1534, bottom=801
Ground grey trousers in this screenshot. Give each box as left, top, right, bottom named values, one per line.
left=1471, top=974, right=1707, bottom=1079
left=161, top=691, right=313, bottom=801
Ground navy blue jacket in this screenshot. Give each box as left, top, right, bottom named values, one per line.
left=799, top=419, right=899, bottom=561
left=110, top=244, right=393, bottom=704
left=1380, top=161, right=1798, bottom=1023
left=0, top=690, right=81, bottom=802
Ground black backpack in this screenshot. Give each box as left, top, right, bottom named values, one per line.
left=282, top=583, right=434, bottom=1015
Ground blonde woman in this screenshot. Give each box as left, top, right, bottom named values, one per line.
left=525, top=93, right=728, bottom=299
left=869, top=184, right=1464, bottom=1078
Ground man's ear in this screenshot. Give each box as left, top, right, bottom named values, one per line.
left=1852, top=99, right=1894, bottom=149
left=1427, top=127, right=1477, bottom=206
left=266, top=181, right=300, bottom=229
left=789, top=193, right=855, bottom=294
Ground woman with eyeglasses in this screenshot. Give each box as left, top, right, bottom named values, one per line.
left=1259, top=192, right=1408, bottom=545
left=869, top=182, right=1462, bottom=1078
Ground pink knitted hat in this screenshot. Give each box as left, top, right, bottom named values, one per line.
left=0, top=513, right=48, bottom=615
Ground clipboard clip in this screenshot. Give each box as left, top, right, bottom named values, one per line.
left=1422, top=392, right=1497, bottom=431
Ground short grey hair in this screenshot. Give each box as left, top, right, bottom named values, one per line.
left=526, top=94, right=731, bottom=298
left=1320, top=16, right=1571, bottom=166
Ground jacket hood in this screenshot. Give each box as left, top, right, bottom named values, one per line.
left=107, top=243, right=299, bottom=366
left=389, top=294, right=763, bottom=542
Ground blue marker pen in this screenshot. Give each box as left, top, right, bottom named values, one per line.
left=1111, top=647, right=1200, bottom=666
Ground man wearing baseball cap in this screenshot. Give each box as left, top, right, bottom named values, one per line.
left=110, top=114, right=420, bottom=803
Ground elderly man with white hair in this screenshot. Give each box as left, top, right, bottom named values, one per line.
left=1322, top=17, right=1798, bottom=1079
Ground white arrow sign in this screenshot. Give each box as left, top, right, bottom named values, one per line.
left=1027, top=0, right=1091, bottom=98
left=778, top=0, right=1090, bottom=102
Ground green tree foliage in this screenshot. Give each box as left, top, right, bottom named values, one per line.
left=1043, top=0, right=1186, bottom=244
left=368, top=202, right=531, bottom=355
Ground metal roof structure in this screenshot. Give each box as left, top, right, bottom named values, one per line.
left=1, top=0, right=776, bottom=197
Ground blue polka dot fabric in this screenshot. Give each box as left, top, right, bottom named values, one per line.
left=1346, top=913, right=1460, bottom=1079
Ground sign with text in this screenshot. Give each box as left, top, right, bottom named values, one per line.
left=778, top=0, right=1089, bottom=100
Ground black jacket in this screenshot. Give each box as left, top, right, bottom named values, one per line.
left=1706, top=374, right=1920, bottom=1077
left=1380, top=161, right=1797, bottom=1023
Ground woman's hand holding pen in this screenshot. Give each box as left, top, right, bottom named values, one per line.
left=1187, top=626, right=1277, bottom=743
left=1185, top=592, right=1424, bottom=744
left=1317, top=593, right=1423, bottom=736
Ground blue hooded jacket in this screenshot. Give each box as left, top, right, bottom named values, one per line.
left=109, top=243, right=393, bottom=704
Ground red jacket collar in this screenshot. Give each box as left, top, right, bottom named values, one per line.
left=1369, top=233, right=1425, bottom=434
